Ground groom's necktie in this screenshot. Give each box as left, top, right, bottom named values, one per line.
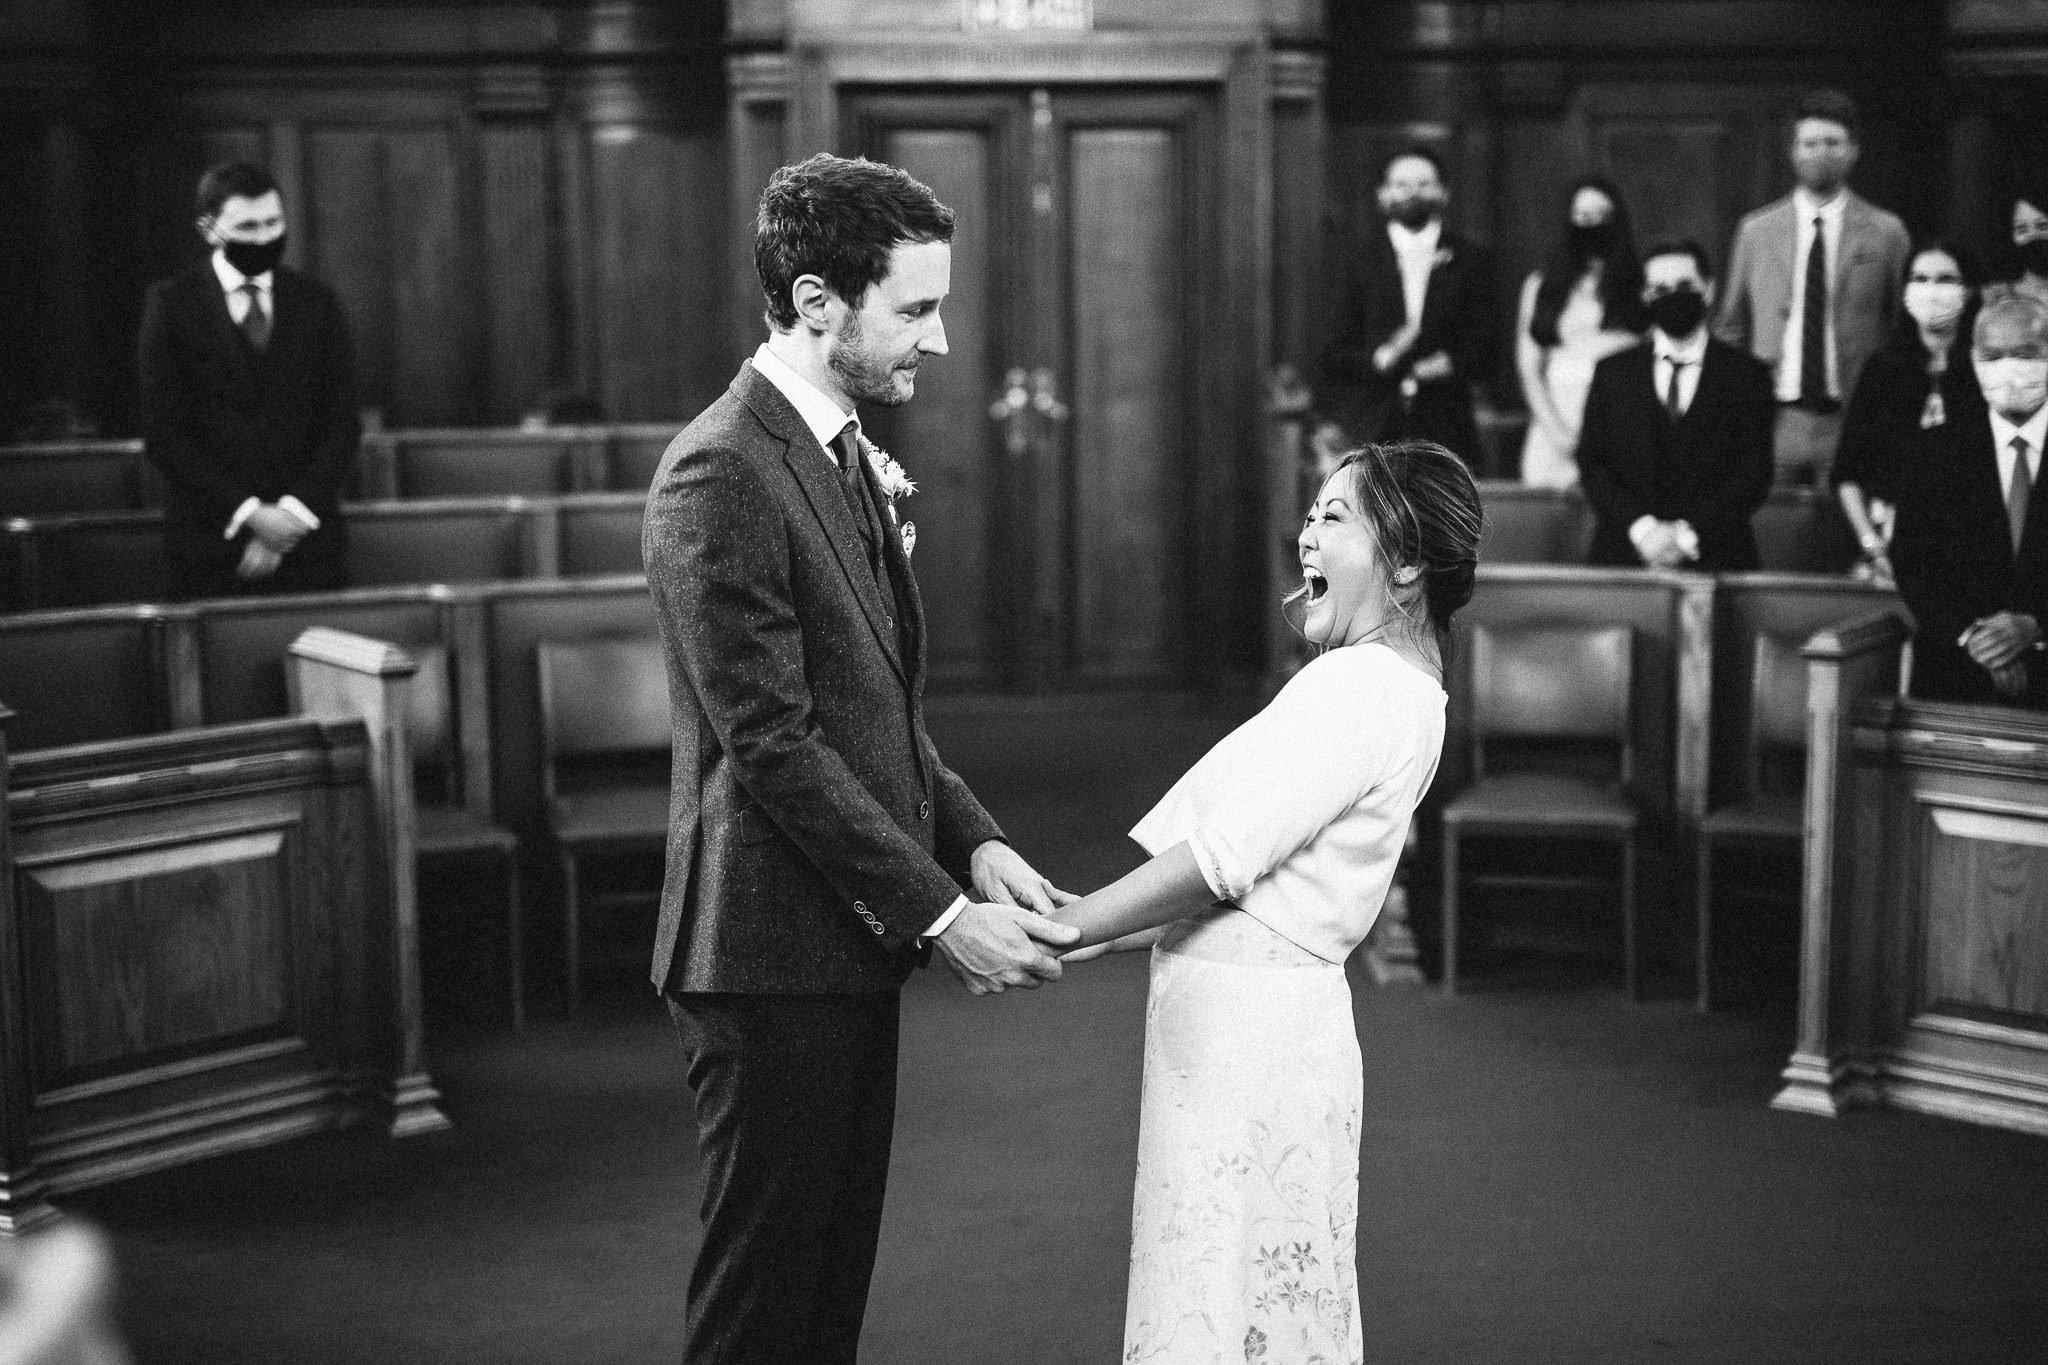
left=833, top=423, right=885, bottom=579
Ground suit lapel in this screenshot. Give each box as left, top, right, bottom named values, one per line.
left=737, top=368, right=908, bottom=683
left=1418, top=230, right=1457, bottom=332
left=1833, top=194, right=1869, bottom=295
left=855, top=434, right=928, bottom=688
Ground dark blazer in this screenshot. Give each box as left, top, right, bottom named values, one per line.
left=1577, top=336, right=1776, bottom=572
left=1889, top=393, right=2048, bottom=709
left=137, top=263, right=358, bottom=582
left=642, top=361, right=1005, bottom=996
left=1320, top=223, right=1499, bottom=461
left=1831, top=333, right=1980, bottom=504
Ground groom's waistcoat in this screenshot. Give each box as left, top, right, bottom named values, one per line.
left=642, top=363, right=1003, bottom=995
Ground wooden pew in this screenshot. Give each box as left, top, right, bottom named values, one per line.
left=363, top=428, right=603, bottom=500
left=2, top=498, right=564, bottom=612
left=1434, top=565, right=1714, bottom=985
left=602, top=424, right=681, bottom=492
left=1474, top=481, right=1593, bottom=564
left=481, top=576, right=659, bottom=840
left=556, top=492, right=647, bottom=576
left=0, top=605, right=185, bottom=753
left=1765, top=614, right=2048, bottom=1135
left=1700, top=574, right=1903, bottom=829
left=0, top=440, right=150, bottom=517
left=0, top=708, right=447, bottom=1228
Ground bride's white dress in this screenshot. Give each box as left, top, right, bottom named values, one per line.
left=1120, top=644, right=1445, bottom=1364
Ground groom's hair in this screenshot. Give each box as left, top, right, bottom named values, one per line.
left=756, top=154, right=954, bottom=331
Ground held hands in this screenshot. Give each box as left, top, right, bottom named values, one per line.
left=1372, top=322, right=1422, bottom=376
left=236, top=538, right=284, bottom=580
left=934, top=841, right=1081, bottom=996
left=1630, top=517, right=1700, bottom=570
left=1960, top=612, right=2043, bottom=673
left=243, top=503, right=311, bottom=554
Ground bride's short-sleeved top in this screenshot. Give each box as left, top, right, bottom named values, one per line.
left=1130, top=641, right=1446, bottom=964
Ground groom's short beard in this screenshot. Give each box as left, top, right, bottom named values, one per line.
left=828, top=311, right=913, bottom=408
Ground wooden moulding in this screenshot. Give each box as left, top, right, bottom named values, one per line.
left=0, top=715, right=443, bottom=1231
left=1772, top=609, right=1908, bottom=1121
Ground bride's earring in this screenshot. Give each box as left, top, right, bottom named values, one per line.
left=1394, top=566, right=1419, bottom=585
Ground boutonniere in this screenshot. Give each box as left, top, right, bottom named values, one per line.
left=1431, top=246, right=1456, bottom=270
left=860, top=437, right=919, bottom=558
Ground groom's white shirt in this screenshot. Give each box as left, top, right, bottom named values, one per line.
left=751, top=342, right=969, bottom=943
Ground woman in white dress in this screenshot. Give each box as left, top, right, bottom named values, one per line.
left=1054, top=440, right=1483, bottom=1365
left=1515, top=176, right=1645, bottom=487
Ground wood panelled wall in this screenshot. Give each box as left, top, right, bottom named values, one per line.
left=9, top=1, right=2048, bottom=442
left=1294, top=0, right=1963, bottom=398
left=0, top=2, right=729, bottom=437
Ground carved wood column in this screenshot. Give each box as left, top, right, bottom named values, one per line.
left=286, top=628, right=450, bottom=1140
left=0, top=704, right=57, bottom=1232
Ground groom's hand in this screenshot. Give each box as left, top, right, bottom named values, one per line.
left=934, top=903, right=1081, bottom=996
left=969, top=840, right=1076, bottom=915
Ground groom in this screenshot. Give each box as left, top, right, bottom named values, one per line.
left=643, top=153, right=1081, bottom=1362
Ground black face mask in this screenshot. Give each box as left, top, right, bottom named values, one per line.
left=221, top=234, right=287, bottom=277
left=1645, top=288, right=1708, bottom=337
left=2018, top=238, right=2048, bottom=278
left=1387, top=198, right=1442, bottom=230
left=1568, top=221, right=1618, bottom=257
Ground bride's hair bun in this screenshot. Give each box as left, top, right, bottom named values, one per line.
left=1327, top=439, right=1484, bottom=639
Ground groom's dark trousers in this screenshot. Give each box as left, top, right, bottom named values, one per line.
left=644, top=361, right=1005, bottom=1363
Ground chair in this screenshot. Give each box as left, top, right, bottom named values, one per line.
left=536, top=636, right=671, bottom=1015
left=407, top=644, right=526, bottom=1027
left=1693, top=633, right=1807, bottom=1013
left=1440, top=622, right=1643, bottom=996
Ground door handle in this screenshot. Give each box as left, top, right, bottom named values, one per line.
left=990, top=366, right=1033, bottom=457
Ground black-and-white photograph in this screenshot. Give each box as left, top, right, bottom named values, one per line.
left=1, top=1, right=2046, bottom=1361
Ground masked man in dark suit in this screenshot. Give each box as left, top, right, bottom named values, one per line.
left=642, top=154, right=1081, bottom=1364
left=1579, top=240, right=1776, bottom=572
left=1319, top=147, right=1500, bottom=468
left=138, top=161, right=358, bottom=600
left=1889, top=292, right=2048, bottom=707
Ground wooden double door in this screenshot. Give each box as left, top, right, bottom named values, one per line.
left=846, top=86, right=1221, bottom=692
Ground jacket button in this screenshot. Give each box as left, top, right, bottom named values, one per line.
left=918, top=801, right=930, bottom=820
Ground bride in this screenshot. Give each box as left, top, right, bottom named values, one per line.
left=1055, top=439, right=1482, bottom=1364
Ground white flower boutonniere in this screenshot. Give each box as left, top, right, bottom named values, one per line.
left=1431, top=246, right=1456, bottom=270
left=860, top=438, right=919, bottom=558
left=863, top=441, right=917, bottom=503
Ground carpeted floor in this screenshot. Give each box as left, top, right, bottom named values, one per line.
left=65, top=696, right=2048, bottom=1363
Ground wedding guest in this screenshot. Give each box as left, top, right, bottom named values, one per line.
left=1888, top=292, right=2048, bottom=708
left=1832, top=239, right=1983, bottom=585
left=1058, top=440, right=1480, bottom=1365
left=2007, top=186, right=2048, bottom=308
left=1578, top=240, right=1776, bottom=572
left=1714, top=89, right=1911, bottom=487
left=1320, top=148, right=1499, bottom=467
left=1515, top=175, right=1645, bottom=488
left=138, top=161, right=358, bottom=600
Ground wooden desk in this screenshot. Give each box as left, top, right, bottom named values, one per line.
left=1776, top=614, right=2048, bottom=1135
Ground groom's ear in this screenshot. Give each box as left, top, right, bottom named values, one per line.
left=790, top=273, right=837, bottom=335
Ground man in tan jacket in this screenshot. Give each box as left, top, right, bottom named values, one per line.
left=1714, top=89, right=1910, bottom=486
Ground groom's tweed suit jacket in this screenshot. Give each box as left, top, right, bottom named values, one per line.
left=643, top=361, right=1003, bottom=995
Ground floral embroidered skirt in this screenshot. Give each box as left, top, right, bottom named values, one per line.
left=1122, top=916, right=1363, bottom=1365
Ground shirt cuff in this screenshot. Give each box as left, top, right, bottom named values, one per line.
left=277, top=496, right=321, bottom=531
left=919, top=894, right=969, bottom=946
left=1186, top=828, right=1243, bottom=902
left=224, top=497, right=262, bottom=540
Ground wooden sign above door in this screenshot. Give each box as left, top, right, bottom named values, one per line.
left=962, top=0, right=1092, bottom=33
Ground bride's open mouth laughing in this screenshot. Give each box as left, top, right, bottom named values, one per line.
left=1302, top=567, right=1328, bottom=603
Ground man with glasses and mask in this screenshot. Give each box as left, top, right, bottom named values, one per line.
left=1577, top=239, right=1775, bottom=573
left=139, top=161, right=359, bottom=599
left=1319, top=147, right=1498, bottom=469
left=1714, top=88, right=1910, bottom=488
left=1888, top=292, right=2048, bottom=708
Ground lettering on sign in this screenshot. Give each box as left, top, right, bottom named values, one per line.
left=962, top=0, right=1092, bottom=32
